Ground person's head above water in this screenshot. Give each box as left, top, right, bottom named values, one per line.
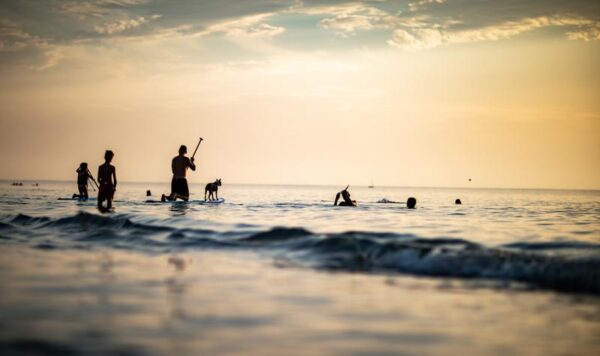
left=407, top=197, right=417, bottom=209
left=179, top=145, right=187, bottom=155
left=104, top=150, right=114, bottom=162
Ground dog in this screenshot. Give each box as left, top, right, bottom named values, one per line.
left=204, top=179, right=222, bottom=201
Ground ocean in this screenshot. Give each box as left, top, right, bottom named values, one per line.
left=0, top=181, right=599, bottom=355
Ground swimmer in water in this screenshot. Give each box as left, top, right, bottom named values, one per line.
left=334, top=185, right=357, bottom=207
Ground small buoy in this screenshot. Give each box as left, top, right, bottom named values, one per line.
left=455, top=198, right=462, bottom=205
left=407, top=197, right=417, bottom=209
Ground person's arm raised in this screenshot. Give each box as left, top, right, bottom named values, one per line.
left=189, top=157, right=196, bottom=171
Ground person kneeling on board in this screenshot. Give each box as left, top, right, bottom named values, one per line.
left=162, top=145, right=196, bottom=202
left=73, top=162, right=97, bottom=200
left=334, top=186, right=357, bottom=207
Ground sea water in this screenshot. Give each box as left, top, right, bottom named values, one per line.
left=0, top=181, right=599, bottom=355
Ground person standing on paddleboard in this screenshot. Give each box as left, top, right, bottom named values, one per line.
left=162, top=145, right=196, bottom=202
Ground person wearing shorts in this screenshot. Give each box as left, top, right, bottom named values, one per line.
left=97, top=150, right=117, bottom=210
left=162, top=145, right=196, bottom=201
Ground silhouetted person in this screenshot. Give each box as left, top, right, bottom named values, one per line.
left=146, top=190, right=152, bottom=197
left=407, top=197, right=416, bottom=209
left=334, top=185, right=357, bottom=207
left=455, top=198, right=462, bottom=205
left=162, top=145, right=196, bottom=202
left=97, top=150, right=117, bottom=211
left=73, top=162, right=96, bottom=200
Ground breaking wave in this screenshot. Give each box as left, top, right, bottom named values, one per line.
left=2, top=212, right=600, bottom=295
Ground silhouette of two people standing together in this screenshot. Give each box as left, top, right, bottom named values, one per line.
left=74, top=150, right=117, bottom=212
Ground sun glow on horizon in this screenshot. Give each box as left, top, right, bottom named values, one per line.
left=0, top=1, right=599, bottom=189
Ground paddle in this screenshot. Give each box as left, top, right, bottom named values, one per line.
left=88, top=172, right=99, bottom=191
left=191, top=137, right=203, bottom=159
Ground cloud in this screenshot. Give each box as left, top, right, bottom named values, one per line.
left=206, top=13, right=285, bottom=39
left=0, top=19, right=63, bottom=70
left=388, top=15, right=597, bottom=51
left=1, top=0, right=599, bottom=70
left=408, top=0, right=445, bottom=13
left=34, top=47, right=64, bottom=71
left=293, top=0, right=600, bottom=47
left=567, top=24, right=600, bottom=41
left=293, top=3, right=394, bottom=34
left=94, top=14, right=161, bottom=35
left=0, top=19, right=35, bottom=52
left=58, top=0, right=147, bottom=19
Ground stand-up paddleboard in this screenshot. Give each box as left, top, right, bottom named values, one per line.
left=145, top=198, right=225, bottom=205
left=58, top=197, right=97, bottom=201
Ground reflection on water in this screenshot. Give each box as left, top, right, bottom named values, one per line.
left=169, top=202, right=191, bottom=216
left=0, top=247, right=599, bottom=355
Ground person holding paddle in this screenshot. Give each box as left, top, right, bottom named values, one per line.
left=73, top=162, right=98, bottom=200
left=162, top=140, right=201, bottom=202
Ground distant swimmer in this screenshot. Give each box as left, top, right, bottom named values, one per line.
left=334, top=185, right=357, bottom=207
left=146, top=190, right=152, bottom=197
left=73, top=162, right=97, bottom=200
left=377, top=198, right=399, bottom=204
left=455, top=198, right=462, bottom=205
left=407, top=197, right=416, bottom=209
left=162, top=145, right=196, bottom=202
left=97, top=150, right=117, bottom=211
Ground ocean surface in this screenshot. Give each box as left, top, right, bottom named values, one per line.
left=0, top=181, right=599, bottom=355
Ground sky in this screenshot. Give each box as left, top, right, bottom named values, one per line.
left=0, top=0, right=599, bottom=189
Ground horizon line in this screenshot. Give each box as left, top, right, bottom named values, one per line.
left=1, top=179, right=599, bottom=192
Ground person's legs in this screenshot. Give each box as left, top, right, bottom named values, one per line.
left=180, top=178, right=189, bottom=201
left=77, top=185, right=85, bottom=199
left=82, top=185, right=88, bottom=200
left=169, top=177, right=178, bottom=201
left=97, top=185, right=106, bottom=208
left=105, top=186, right=115, bottom=209
left=171, top=178, right=189, bottom=201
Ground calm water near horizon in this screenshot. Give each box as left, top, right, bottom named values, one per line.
left=1, top=181, right=599, bottom=355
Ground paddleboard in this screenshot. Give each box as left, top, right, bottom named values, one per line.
left=58, top=197, right=97, bottom=201
left=145, top=198, right=225, bottom=205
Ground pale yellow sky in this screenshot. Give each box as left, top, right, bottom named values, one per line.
left=0, top=1, right=599, bottom=189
